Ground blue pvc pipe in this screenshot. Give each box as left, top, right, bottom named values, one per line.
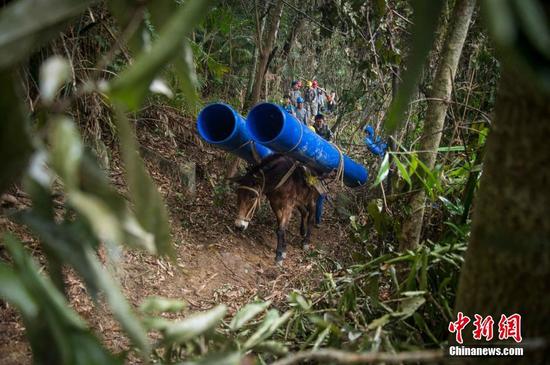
left=197, top=103, right=273, bottom=164
left=247, top=103, right=368, bottom=187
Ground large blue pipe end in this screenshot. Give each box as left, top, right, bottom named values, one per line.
left=247, top=102, right=368, bottom=187
left=197, top=103, right=272, bottom=164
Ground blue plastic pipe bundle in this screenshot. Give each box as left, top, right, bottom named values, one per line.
left=247, top=103, right=368, bottom=187
left=197, top=103, right=273, bottom=164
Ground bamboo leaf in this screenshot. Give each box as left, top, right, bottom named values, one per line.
left=0, top=0, right=93, bottom=68
left=0, top=264, right=38, bottom=317
left=0, top=70, right=33, bottom=195
left=113, top=109, right=173, bottom=256
left=393, top=155, right=411, bottom=186
left=40, top=56, right=71, bottom=104
left=139, top=296, right=186, bottom=314
left=373, top=152, right=390, bottom=186
left=164, top=305, right=227, bottom=344
left=110, top=0, right=214, bottom=109
left=229, top=301, right=271, bottom=331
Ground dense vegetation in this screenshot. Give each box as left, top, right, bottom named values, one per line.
left=0, top=0, right=548, bottom=364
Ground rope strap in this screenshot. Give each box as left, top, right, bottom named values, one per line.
left=230, top=140, right=261, bottom=164
left=273, top=162, right=297, bottom=191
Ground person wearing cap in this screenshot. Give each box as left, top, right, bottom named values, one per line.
left=282, top=94, right=296, bottom=116
left=289, top=80, right=302, bottom=107
left=304, top=80, right=318, bottom=117
left=295, top=96, right=309, bottom=125
left=313, top=113, right=333, bottom=226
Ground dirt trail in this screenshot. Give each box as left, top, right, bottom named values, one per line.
left=0, top=110, right=349, bottom=363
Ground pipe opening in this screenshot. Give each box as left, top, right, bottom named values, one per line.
left=197, top=104, right=237, bottom=143
left=247, top=103, right=284, bottom=143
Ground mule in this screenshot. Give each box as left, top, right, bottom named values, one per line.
left=232, top=154, right=319, bottom=264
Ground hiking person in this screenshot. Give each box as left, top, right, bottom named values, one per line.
left=295, top=96, right=309, bottom=125
left=312, top=80, right=324, bottom=113
left=282, top=94, right=296, bottom=116
left=313, top=113, right=333, bottom=226
left=313, top=113, right=332, bottom=141
left=304, top=80, right=318, bottom=117
left=289, top=80, right=302, bottom=106
left=327, top=91, right=337, bottom=113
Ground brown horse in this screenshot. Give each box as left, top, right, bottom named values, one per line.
left=231, top=154, right=319, bottom=264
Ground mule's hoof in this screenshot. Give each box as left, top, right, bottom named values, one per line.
left=282, top=252, right=287, bottom=259
left=275, top=258, right=284, bottom=266
left=302, top=244, right=310, bottom=251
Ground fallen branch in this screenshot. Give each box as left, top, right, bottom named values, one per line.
left=270, top=348, right=444, bottom=365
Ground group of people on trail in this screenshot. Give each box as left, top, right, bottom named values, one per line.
left=282, top=79, right=338, bottom=227
left=278, top=79, right=388, bottom=227
left=283, top=79, right=336, bottom=126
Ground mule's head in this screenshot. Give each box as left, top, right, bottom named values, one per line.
left=231, top=173, right=263, bottom=231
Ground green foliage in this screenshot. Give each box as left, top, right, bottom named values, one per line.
left=0, top=0, right=93, bottom=68
left=0, top=0, right=217, bottom=363
left=0, top=70, right=33, bottom=196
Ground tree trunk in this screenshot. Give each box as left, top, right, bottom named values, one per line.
left=399, top=0, right=476, bottom=251
left=452, top=68, right=550, bottom=364
left=245, top=0, right=284, bottom=108
left=245, top=1, right=269, bottom=101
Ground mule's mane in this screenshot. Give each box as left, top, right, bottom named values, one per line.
left=244, top=153, right=288, bottom=176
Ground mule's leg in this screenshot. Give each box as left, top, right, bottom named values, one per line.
left=297, top=206, right=308, bottom=237
left=302, top=200, right=316, bottom=250
left=273, top=204, right=287, bottom=263
left=275, top=205, right=294, bottom=264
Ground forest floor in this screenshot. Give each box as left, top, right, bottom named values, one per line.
left=0, top=106, right=358, bottom=364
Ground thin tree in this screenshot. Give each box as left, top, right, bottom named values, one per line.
left=400, top=0, right=476, bottom=250
left=245, top=0, right=284, bottom=108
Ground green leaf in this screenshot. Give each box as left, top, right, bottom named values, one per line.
left=393, top=155, right=411, bottom=186
left=367, top=314, right=391, bottom=330
left=181, top=352, right=242, bottom=365
left=514, top=0, right=550, bottom=58
left=394, top=295, right=426, bottom=319
left=40, top=56, right=71, bottom=103
left=49, top=117, right=83, bottom=189
left=110, top=0, right=214, bottom=109
left=384, top=0, right=445, bottom=132
left=83, top=246, right=151, bottom=354
left=372, top=152, right=390, bottom=186
left=253, top=341, right=289, bottom=356
left=243, top=310, right=292, bottom=349
left=164, top=305, right=227, bottom=344
left=0, top=0, right=93, bottom=68
left=1, top=235, right=122, bottom=364
left=0, top=264, right=38, bottom=317
left=139, top=296, right=186, bottom=314
left=313, top=326, right=331, bottom=349
left=0, top=70, right=33, bottom=196
left=174, top=39, right=200, bottom=106
left=229, top=301, right=271, bottom=331
left=113, top=109, right=173, bottom=256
